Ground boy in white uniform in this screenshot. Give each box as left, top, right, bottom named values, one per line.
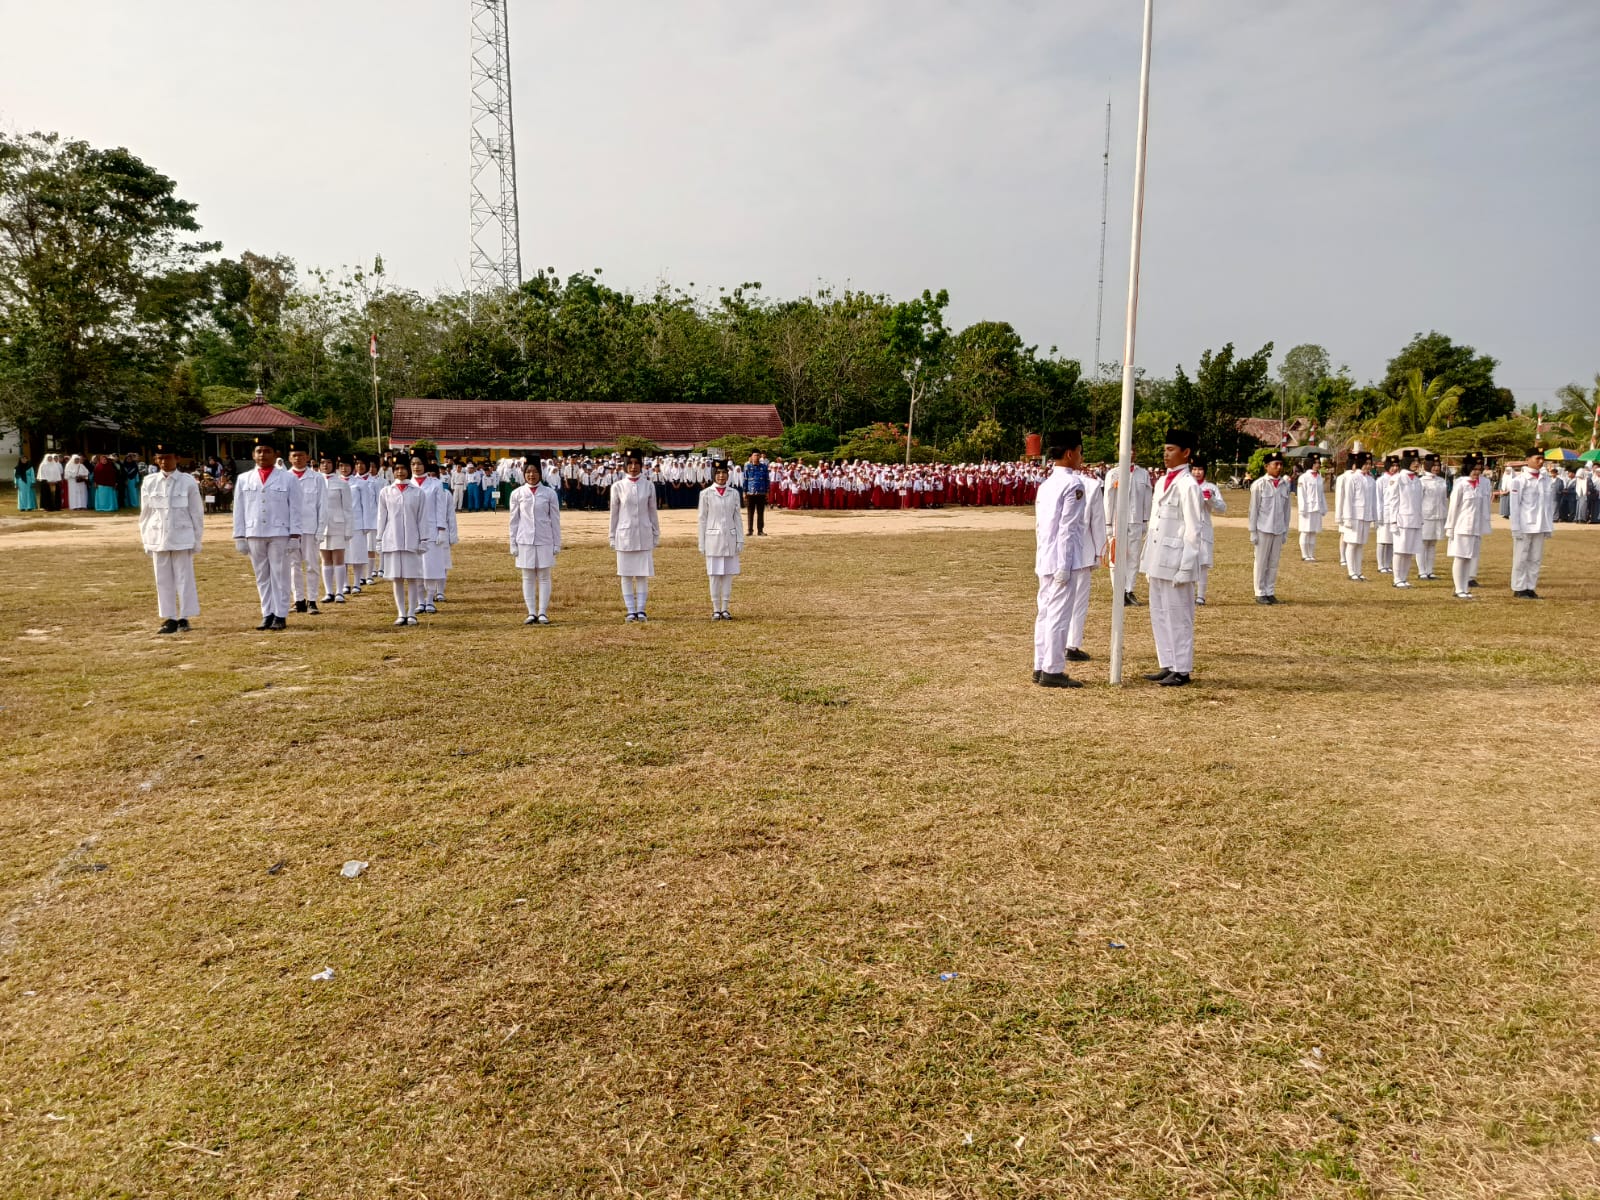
left=1247, top=451, right=1291, bottom=604
left=1508, top=449, right=1556, bottom=598
left=1335, top=453, right=1376, bottom=581
left=1192, top=464, right=1225, bottom=606
left=139, top=445, right=204, bottom=634
left=232, top=438, right=305, bottom=630
left=284, top=445, right=326, bottom=614
left=1417, top=455, right=1449, bottom=580
left=1139, top=429, right=1204, bottom=687
left=1030, top=432, right=1091, bottom=688
left=1103, top=460, right=1153, bottom=607
left=1389, top=454, right=1424, bottom=587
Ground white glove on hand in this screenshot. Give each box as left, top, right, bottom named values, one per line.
left=1053, top=570, right=1069, bottom=588
left=235, top=539, right=249, bottom=555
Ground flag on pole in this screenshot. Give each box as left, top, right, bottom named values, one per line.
left=369, top=333, right=379, bottom=360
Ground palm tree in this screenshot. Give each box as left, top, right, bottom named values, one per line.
left=1555, top=373, right=1599, bottom=449
left=1365, top=369, right=1464, bottom=451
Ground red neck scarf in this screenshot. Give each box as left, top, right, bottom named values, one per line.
left=1162, top=468, right=1181, bottom=493
left=258, top=467, right=272, bottom=484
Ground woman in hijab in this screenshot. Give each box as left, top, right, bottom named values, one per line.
left=36, top=454, right=63, bottom=510
left=13, top=459, right=37, bottom=511
left=92, top=454, right=121, bottom=511
left=65, top=454, right=91, bottom=509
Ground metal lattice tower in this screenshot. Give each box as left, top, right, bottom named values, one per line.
left=468, top=0, right=522, bottom=302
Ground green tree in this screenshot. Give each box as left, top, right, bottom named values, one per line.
left=1382, top=331, right=1510, bottom=425
left=1277, top=343, right=1331, bottom=418
left=0, top=131, right=218, bottom=452
left=1365, top=369, right=1464, bottom=450
left=1554, top=374, right=1598, bottom=447
left=1167, top=342, right=1276, bottom=468
left=882, top=289, right=950, bottom=463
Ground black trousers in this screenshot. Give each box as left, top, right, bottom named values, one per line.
left=746, top=494, right=766, bottom=533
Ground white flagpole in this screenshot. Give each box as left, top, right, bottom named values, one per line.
left=1109, top=0, right=1155, bottom=686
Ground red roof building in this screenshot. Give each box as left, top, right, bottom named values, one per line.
left=390, top=399, right=783, bottom=452
left=200, top=391, right=326, bottom=435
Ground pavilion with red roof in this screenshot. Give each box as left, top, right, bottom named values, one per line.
left=201, top=389, right=325, bottom=464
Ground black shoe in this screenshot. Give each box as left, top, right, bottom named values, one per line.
left=1124, top=592, right=1141, bottom=607
left=1525, top=590, right=1541, bottom=600
left=1468, top=579, right=1479, bottom=588
left=1037, top=672, right=1083, bottom=689
left=307, top=601, right=320, bottom=614
left=1255, top=595, right=1272, bottom=605
left=294, top=600, right=307, bottom=614
left=157, top=618, right=180, bottom=635
left=1267, top=595, right=1279, bottom=604
left=1158, top=672, right=1192, bottom=687
left=176, top=619, right=190, bottom=632
left=523, top=615, right=539, bottom=625
left=256, top=617, right=274, bottom=631
left=1143, top=669, right=1173, bottom=682
left=1032, top=669, right=1042, bottom=683
left=1065, top=648, right=1091, bottom=662
left=271, top=616, right=287, bottom=630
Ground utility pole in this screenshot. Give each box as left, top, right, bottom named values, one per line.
left=468, top=0, right=523, bottom=317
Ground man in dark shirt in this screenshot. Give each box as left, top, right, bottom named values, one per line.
left=743, top=451, right=770, bottom=536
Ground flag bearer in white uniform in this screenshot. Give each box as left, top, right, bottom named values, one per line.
left=375, top=460, right=430, bottom=625
left=1445, top=454, right=1489, bottom=599
left=1103, top=459, right=1153, bottom=607
left=1140, top=429, right=1204, bottom=687
left=336, top=459, right=365, bottom=593
left=698, top=458, right=746, bottom=620
left=1247, top=451, right=1291, bottom=604
left=1335, top=453, right=1376, bottom=581
left=1374, top=456, right=1400, bottom=574
left=1064, top=451, right=1106, bottom=658
left=1470, top=458, right=1499, bottom=587
left=139, top=445, right=204, bottom=634
left=350, top=457, right=380, bottom=585
left=609, top=449, right=660, bottom=622
left=1030, top=432, right=1088, bottom=688
left=232, top=438, right=304, bottom=630
left=1417, top=455, right=1448, bottom=580
left=1192, top=464, right=1225, bottom=606
left=1296, top=456, right=1326, bottom=561
left=1389, top=453, right=1424, bottom=587
left=1508, top=448, right=1557, bottom=599
left=508, top=453, right=562, bottom=625
left=316, top=454, right=353, bottom=604
left=284, top=445, right=326, bottom=614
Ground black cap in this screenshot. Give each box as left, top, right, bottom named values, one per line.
left=254, top=436, right=277, bottom=450
left=624, top=449, right=644, bottom=464
left=1164, top=428, right=1197, bottom=451
left=1264, top=451, right=1285, bottom=465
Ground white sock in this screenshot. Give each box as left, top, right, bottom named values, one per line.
left=392, top=580, right=408, bottom=618
left=536, top=568, right=551, bottom=616
left=1453, top=557, right=1470, bottom=593
left=1347, top=545, right=1364, bottom=577
left=620, top=578, right=635, bottom=614
left=336, top=564, right=347, bottom=592
left=521, top=569, right=539, bottom=616
left=635, top=579, right=649, bottom=612
left=709, top=576, right=720, bottom=608
left=321, top=565, right=335, bottom=595
left=718, top=575, right=733, bottom=609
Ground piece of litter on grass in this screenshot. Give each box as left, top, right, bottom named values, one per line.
left=938, top=972, right=960, bottom=982
left=1298, top=1056, right=1326, bottom=1072
left=1311, top=1046, right=1324, bottom=1059
left=512, top=897, right=527, bottom=904
left=138, top=780, right=153, bottom=791
left=961, top=1132, right=973, bottom=1146
left=1013, top=1135, right=1026, bottom=1151
left=266, top=860, right=287, bottom=875
left=45, top=1112, right=69, bottom=1122
left=340, top=860, right=368, bottom=878
left=310, top=967, right=335, bottom=982
left=68, top=862, right=109, bottom=874
left=1107, top=940, right=1127, bottom=950
left=1590, top=1133, right=1600, bottom=1145
left=23, top=990, right=37, bottom=997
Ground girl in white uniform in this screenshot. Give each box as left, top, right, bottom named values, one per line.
left=1445, top=455, right=1489, bottom=600
left=375, top=460, right=430, bottom=625
left=697, top=459, right=746, bottom=619
left=1192, top=464, right=1226, bottom=605
left=316, top=455, right=353, bottom=603
left=507, top=453, right=562, bottom=624
left=609, top=449, right=660, bottom=622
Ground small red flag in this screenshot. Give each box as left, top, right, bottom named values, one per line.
left=369, top=333, right=378, bottom=360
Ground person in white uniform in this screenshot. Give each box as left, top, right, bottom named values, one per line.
left=1388, top=453, right=1424, bottom=587
left=1192, top=463, right=1225, bottom=606
left=1373, top=456, right=1401, bottom=574
left=232, top=438, right=304, bottom=630
left=1140, top=429, right=1205, bottom=687
left=1064, top=451, right=1106, bottom=657
left=1295, top=456, right=1326, bottom=561
left=698, top=458, right=746, bottom=620
left=1103, top=459, right=1153, bottom=607
left=1508, top=448, right=1556, bottom=598
left=1417, top=454, right=1449, bottom=580
left=351, top=456, right=381, bottom=585
left=609, top=449, right=661, bottom=622
left=1445, top=454, right=1490, bottom=599
left=1335, top=453, right=1377, bottom=581
left=336, top=459, right=366, bottom=593
left=375, top=460, right=430, bottom=625
left=1247, top=451, right=1292, bottom=604
left=1030, top=433, right=1089, bottom=688
left=316, top=454, right=353, bottom=603
left=413, top=459, right=451, bottom=612
left=507, top=453, right=562, bottom=624
left=138, top=445, right=204, bottom=634
left=284, top=445, right=326, bottom=614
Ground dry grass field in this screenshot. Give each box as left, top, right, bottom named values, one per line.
left=2, top=500, right=1598, bottom=1199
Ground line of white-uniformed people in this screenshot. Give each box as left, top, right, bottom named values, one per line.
left=134, top=440, right=749, bottom=632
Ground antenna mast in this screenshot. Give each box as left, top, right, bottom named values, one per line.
left=1093, top=97, right=1111, bottom=378
left=468, top=0, right=523, bottom=311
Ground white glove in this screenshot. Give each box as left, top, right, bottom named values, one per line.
left=1249, top=534, right=1257, bottom=545
left=235, top=539, right=249, bottom=555
left=1053, top=570, right=1069, bottom=587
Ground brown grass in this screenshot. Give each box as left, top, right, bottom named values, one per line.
left=1, top=504, right=1598, bottom=1198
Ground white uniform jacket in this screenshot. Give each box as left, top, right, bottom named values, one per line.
left=1297, top=472, right=1326, bottom=518
left=349, top=474, right=379, bottom=531
left=698, top=484, right=746, bottom=557
left=1508, top=470, right=1556, bottom=535
left=1140, top=467, right=1203, bottom=583
left=1335, top=470, right=1376, bottom=525
left=1446, top=476, right=1492, bottom=540
left=1033, top=466, right=1075, bottom=576
left=1197, top=480, right=1226, bottom=566
left=233, top=465, right=304, bottom=539
left=508, top=483, right=562, bottom=550
left=376, top=482, right=431, bottom=553
left=1248, top=475, right=1292, bottom=539
left=1419, top=473, right=1449, bottom=533
left=609, top=475, right=660, bottom=551
left=140, top=470, right=205, bottom=552
left=1391, top=471, right=1423, bottom=531
left=319, top=472, right=353, bottom=540
left=1103, top=463, right=1153, bottom=532
left=286, top=468, right=325, bottom=537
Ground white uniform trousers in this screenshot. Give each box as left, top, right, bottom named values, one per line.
left=1148, top=577, right=1196, bottom=675
left=245, top=537, right=292, bottom=619
left=289, top=533, right=319, bottom=602
left=1114, top=525, right=1146, bottom=595
left=1032, top=574, right=1072, bottom=675
left=151, top=550, right=199, bottom=620
left=1253, top=532, right=1285, bottom=597
left=1063, top=567, right=1092, bottom=652
left=1510, top=534, right=1547, bottom=592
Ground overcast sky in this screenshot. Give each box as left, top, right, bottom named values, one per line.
left=2, top=1, right=1596, bottom=398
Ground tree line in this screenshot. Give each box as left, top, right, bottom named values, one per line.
left=3, top=130, right=1592, bottom=466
